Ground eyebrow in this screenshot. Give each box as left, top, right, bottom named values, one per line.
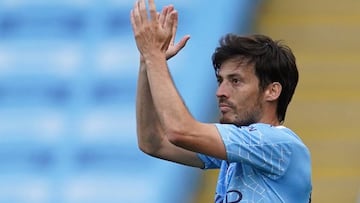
left=217, top=72, right=243, bottom=80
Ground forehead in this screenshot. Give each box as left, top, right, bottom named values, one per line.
left=217, top=57, right=255, bottom=77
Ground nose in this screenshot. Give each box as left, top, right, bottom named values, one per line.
left=216, top=81, right=229, bottom=99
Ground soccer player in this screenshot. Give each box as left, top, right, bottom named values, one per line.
left=130, top=0, right=312, bottom=202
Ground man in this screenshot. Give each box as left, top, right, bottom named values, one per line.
left=130, top=0, right=312, bottom=202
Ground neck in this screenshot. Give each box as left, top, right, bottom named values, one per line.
left=258, top=107, right=280, bottom=126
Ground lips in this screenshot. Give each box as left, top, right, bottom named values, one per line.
left=218, top=103, right=232, bottom=112
left=219, top=103, right=230, bottom=108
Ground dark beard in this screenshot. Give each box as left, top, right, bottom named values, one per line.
left=219, top=100, right=263, bottom=127
left=219, top=112, right=258, bottom=127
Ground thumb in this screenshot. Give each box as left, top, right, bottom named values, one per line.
left=174, top=35, right=190, bottom=51
left=165, top=35, right=190, bottom=60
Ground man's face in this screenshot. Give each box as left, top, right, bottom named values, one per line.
left=216, top=58, right=264, bottom=126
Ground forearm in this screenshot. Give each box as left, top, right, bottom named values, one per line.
left=136, top=58, right=165, bottom=153
left=136, top=58, right=204, bottom=168
left=144, top=53, right=195, bottom=137
left=131, top=0, right=223, bottom=164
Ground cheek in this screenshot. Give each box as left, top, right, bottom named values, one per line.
left=234, top=91, right=261, bottom=110
left=234, top=90, right=253, bottom=104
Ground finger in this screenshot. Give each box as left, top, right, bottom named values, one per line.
left=166, top=35, right=190, bottom=60
left=158, top=6, right=167, bottom=27
left=175, top=35, right=191, bottom=50
left=172, top=35, right=190, bottom=56
left=169, top=10, right=178, bottom=44
left=168, top=5, right=174, bottom=12
left=130, top=9, right=137, bottom=30
left=148, top=0, right=157, bottom=21
left=138, top=0, right=147, bottom=23
left=131, top=1, right=141, bottom=27
left=165, top=10, right=177, bottom=37
left=166, top=5, right=174, bottom=27
left=157, top=11, right=160, bottom=21
left=130, top=1, right=141, bottom=31
left=160, top=6, right=174, bottom=28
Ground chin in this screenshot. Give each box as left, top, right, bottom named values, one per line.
left=219, top=115, right=256, bottom=127
left=219, top=116, right=234, bottom=125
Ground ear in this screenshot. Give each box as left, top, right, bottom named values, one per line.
left=264, top=82, right=282, bottom=101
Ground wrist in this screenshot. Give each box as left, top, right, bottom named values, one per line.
left=140, top=55, right=145, bottom=63
left=142, top=50, right=166, bottom=60
left=143, top=52, right=167, bottom=67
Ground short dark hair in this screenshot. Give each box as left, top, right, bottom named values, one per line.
left=212, top=34, right=299, bottom=122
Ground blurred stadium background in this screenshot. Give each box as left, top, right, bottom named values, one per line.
left=0, top=0, right=359, bottom=203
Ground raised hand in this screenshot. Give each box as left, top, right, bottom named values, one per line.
left=158, top=5, right=190, bottom=60
left=131, top=0, right=190, bottom=61
left=130, top=0, right=175, bottom=59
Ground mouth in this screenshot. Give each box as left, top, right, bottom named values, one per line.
left=219, top=103, right=232, bottom=112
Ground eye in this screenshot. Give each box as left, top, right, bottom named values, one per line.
left=232, top=78, right=240, bottom=85
left=217, top=77, right=223, bottom=85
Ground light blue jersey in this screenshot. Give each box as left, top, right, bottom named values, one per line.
left=198, top=123, right=312, bottom=203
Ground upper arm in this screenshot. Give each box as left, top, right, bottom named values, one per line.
left=167, top=122, right=227, bottom=161
left=167, top=123, right=293, bottom=177
left=143, top=135, right=205, bottom=168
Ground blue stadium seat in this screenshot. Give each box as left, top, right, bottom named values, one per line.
left=0, top=0, right=259, bottom=202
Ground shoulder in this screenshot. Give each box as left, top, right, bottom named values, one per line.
left=215, top=123, right=301, bottom=145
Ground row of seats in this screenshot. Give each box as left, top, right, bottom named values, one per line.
left=0, top=0, right=259, bottom=202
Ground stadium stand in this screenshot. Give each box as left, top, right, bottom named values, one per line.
left=0, top=0, right=259, bottom=203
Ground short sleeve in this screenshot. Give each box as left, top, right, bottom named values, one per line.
left=197, top=153, right=222, bottom=169
left=215, top=123, right=293, bottom=178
